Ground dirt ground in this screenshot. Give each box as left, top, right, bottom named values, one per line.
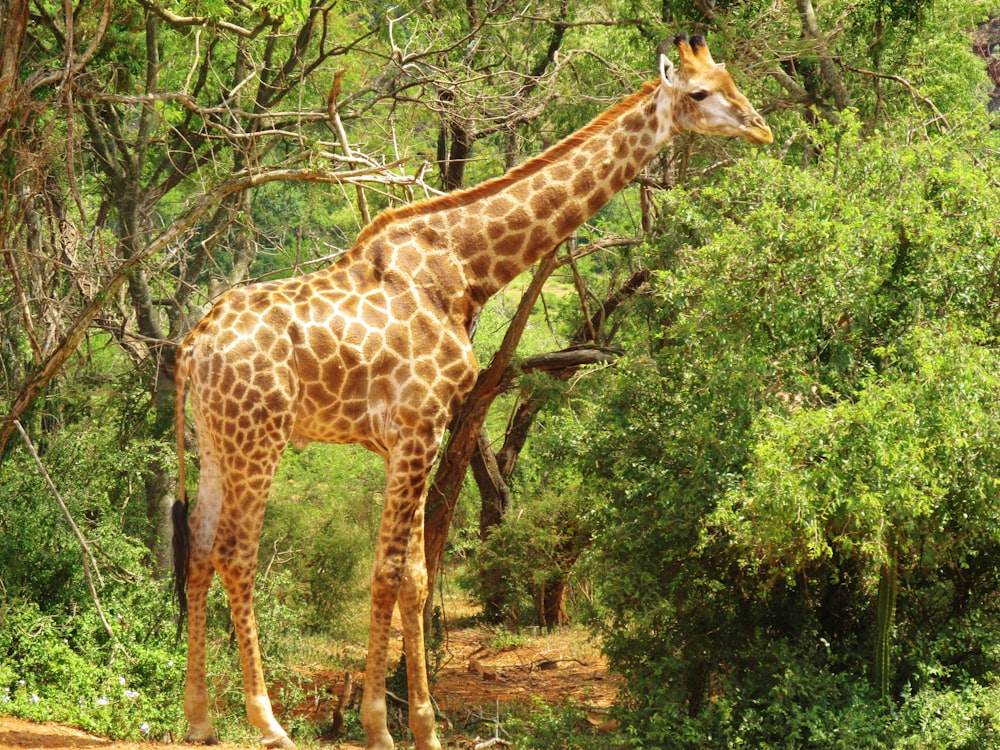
left=0, top=624, right=619, bottom=750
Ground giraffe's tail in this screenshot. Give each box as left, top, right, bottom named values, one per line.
left=172, top=344, right=193, bottom=641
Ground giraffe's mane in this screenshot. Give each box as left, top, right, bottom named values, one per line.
left=353, top=79, right=660, bottom=247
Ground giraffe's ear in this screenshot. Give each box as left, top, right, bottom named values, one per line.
left=659, top=53, right=674, bottom=88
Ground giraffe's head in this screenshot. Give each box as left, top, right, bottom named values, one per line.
left=659, top=33, right=772, bottom=145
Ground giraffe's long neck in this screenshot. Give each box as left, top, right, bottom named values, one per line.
left=453, top=80, right=674, bottom=302
left=351, top=80, right=676, bottom=311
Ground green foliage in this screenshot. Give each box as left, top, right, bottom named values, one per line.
left=0, top=591, right=187, bottom=740
left=264, top=443, right=381, bottom=637
left=1, top=414, right=163, bottom=608
left=474, top=483, right=597, bottom=627
left=0, top=404, right=187, bottom=739
left=712, top=325, right=1000, bottom=584
left=484, top=627, right=531, bottom=652
left=896, top=680, right=1000, bottom=750
left=898, top=2, right=994, bottom=115
left=504, top=699, right=625, bottom=750
left=579, top=105, right=1000, bottom=747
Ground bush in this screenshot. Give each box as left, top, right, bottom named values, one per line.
left=474, top=485, right=598, bottom=628
left=504, top=699, right=625, bottom=750
left=579, top=108, right=1000, bottom=748
left=0, top=591, right=187, bottom=740
left=264, top=443, right=378, bottom=637
left=896, top=680, right=1000, bottom=750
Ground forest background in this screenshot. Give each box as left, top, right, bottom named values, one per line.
left=2, top=0, right=1000, bottom=747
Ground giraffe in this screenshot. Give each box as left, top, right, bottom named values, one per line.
left=172, top=33, right=771, bottom=750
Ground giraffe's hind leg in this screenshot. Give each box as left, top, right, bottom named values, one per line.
left=183, top=453, right=222, bottom=745
left=212, top=458, right=293, bottom=749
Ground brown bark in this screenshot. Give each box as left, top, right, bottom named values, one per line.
left=472, top=428, right=511, bottom=621
left=423, top=252, right=560, bottom=629
left=537, top=577, right=569, bottom=629
left=474, top=428, right=511, bottom=539
left=0, top=0, right=29, bottom=137
left=571, top=268, right=650, bottom=344
left=795, top=0, right=851, bottom=111
left=496, top=398, right=542, bottom=478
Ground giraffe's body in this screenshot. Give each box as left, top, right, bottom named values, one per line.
left=173, top=35, right=771, bottom=750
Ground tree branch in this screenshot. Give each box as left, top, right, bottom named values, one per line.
left=0, top=161, right=417, bottom=456
left=12, top=420, right=116, bottom=642
left=795, top=0, right=851, bottom=111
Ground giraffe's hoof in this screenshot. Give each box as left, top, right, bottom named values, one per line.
left=183, top=734, right=220, bottom=746
left=263, top=735, right=296, bottom=749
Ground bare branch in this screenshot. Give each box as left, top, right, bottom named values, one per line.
left=0, top=159, right=422, bottom=455
left=843, top=64, right=950, bottom=132
left=137, top=0, right=265, bottom=38
left=12, top=420, right=116, bottom=642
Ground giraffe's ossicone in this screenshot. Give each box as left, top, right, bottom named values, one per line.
left=173, top=34, right=771, bottom=750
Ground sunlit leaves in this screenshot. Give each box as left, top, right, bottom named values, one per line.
left=712, top=324, right=1000, bottom=587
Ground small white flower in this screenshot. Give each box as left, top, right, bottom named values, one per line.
left=124, top=689, right=139, bottom=700
left=97, top=696, right=110, bottom=706
left=2, top=695, right=9, bottom=704
left=17, top=680, right=24, bottom=686
left=29, top=694, right=39, bottom=704
left=118, top=676, right=126, bottom=686
left=140, top=722, right=150, bottom=735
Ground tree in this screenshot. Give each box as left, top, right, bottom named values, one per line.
left=1, top=0, right=456, bottom=558
left=580, top=45, right=1000, bottom=742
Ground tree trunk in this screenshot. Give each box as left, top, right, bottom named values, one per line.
left=795, top=0, right=851, bottom=111
left=423, top=252, right=559, bottom=631
left=472, top=428, right=511, bottom=621
left=0, top=0, right=29, bottom=138
left=536, top=576, right=569, bottom=629
left=458, top=267, right=649, bottom=624
left=496, top=398, right=542, bottom=477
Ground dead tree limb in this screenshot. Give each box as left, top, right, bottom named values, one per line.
left=12, top=420, right=115, bottom=641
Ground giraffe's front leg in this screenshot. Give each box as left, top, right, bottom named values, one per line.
left=362, top=442, right=443, bottom=750
left=361, top=577, right=397, bottom=750
left=398, top=504, right=442, bottom=750
left=361, top=508, right=442, bottom=750
left=362, top=502, right=412, bottom=750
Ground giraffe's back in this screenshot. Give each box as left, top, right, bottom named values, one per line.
left=179, top=263, right=478, bottom=458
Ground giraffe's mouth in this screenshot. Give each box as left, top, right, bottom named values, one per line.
left=742, top=114, right=773, bottom=144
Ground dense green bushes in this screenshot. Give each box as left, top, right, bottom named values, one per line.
left=577, top=108, right=1000, bottom=747
left=0, top=571, right=186, bottom=740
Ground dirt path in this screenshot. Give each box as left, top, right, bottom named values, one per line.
left=0, top=717, right=367, bottom=750
left=0, top=626, right=617, bottom=749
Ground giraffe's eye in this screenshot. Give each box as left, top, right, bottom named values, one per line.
left=689, top=90, right=710, bottom=102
